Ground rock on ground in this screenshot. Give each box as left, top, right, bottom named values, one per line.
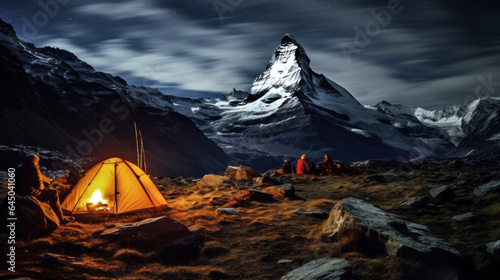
left=429, top=184, right=456, bottom=202
left=262, top=184, right=296, bottom=200
left=101, top=216, right=203, bottom=264
left=216, top=208, right=240, bottom=214
left=451, top=212, right=475, bottom=222
left=400, top=196, right=428, bottom=207
left=281, top=258, right=351, bottom=280
left=223, top=189, right=277, bottom=207
left=256, top=173, right=281, bottom=187
left=224, top=165, right=261, bottom=181
left=487, top=240, right=500, bottom=258
left=364, top=174, right=408, bottom=184
left=322, top=197, right=460, bottom=261
left=474, top=180, right=500, bottom=196
left=40, top=253, right=86, bottom=267
left=196, top=174, right=227, bottom=189
left=292, top=209, right=328, bottom=219
left=1, top=195, right=60, bottom=241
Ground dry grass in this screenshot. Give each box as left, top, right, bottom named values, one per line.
left=1, top=162, right=500, bottom=279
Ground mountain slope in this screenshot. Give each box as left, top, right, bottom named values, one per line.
left=166, top=35, right=454, bottom=169
left=447, top=107, right=500, bottom=159
left=415, top=97, right=500, bottom=145
left=0, top=19, right=230, bottom=177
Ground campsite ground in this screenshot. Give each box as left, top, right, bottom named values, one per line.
left=1, top=160, right=500, bottom=279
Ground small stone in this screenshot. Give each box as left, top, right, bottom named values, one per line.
left=292, top=209, right=328, bottom=219
left=451, top=212, right=475, bottom=222
left=223, top=189, right=277, bottom=207
left=278, top=259, right=293, bottom=265
left=486, top=240, right=500, bottom=257
left=262, top=184, right=295, bottom=199
left=256, top=173, right=281, bottom=187
left=281, top=258, right=351, bottom=280
left=400, top=196, right=428, bottom=207
left=429, top=185, right=455, bottom=202
left=216, top=208, right=240, bottom=214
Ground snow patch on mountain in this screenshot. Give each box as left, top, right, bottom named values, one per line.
left=415, top=97, right=500, bottom=145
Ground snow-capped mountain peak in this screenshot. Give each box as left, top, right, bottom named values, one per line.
left=250, top=34, right=360, bottom=109
left=414, top=97, right=500, bottom=145
left=163, top=35, right=455, bottom=169
left=250, top=34, right=310, bottom=98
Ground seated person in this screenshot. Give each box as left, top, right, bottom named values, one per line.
left=319, top=154, right=342, bottom=176
left=16, top=154, right=73, bottom=224
left=296, top=154, right=312, bottom=174
left=282, top=160, right=292, bottom=174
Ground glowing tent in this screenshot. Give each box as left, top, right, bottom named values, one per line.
left=62, top=157, right=168, bottom=214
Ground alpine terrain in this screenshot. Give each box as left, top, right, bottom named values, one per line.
left=1, top=17, right=498, bottom=174
left=0, top=19, right=231, bottom=177
left=166, top=34, right=455, bottom=170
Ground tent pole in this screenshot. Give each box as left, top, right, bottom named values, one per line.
left=139, top=130, right=146, bottom=173
left=114, top=162, right=118, bottom=214
left=138, top=130, right=143, bottom=170
left=134, top=122, right=140, bottom=168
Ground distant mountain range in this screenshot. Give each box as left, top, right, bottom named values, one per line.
left=0, top=19, right=230, bottom=177
left=1, top=19, right=498, bottom=175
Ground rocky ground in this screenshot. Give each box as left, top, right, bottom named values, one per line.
left=1, top=159, right=500, bottom=280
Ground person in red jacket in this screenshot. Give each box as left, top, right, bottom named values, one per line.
left=16, top=154, right=73, bottom=224
left=296, top=154, right=311, bottom=174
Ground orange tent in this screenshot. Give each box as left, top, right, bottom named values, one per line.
left=62, top=157, right=168, bottom=214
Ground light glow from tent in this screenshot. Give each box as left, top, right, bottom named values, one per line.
left=85, top=189, right=110, bottom=212
left=89, top=189, right=107, bottom=205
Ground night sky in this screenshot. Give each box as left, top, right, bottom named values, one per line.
left=1, top=0, right=499, bottom=109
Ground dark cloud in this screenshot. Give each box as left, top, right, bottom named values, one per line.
left=0, top=0, right=499, bottom=109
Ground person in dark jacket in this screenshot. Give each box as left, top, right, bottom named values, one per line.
left=282, top=160, right=292, bottom=174
left=320, top=153, right=335, bottom=175
left=16, top=154, right=73, bottom=224
left=296, top=154, right=311, bottom=175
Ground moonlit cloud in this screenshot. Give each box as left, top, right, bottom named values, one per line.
left=1, top=0, right=499, bottom=109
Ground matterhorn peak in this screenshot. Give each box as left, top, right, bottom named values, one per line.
left=250, top=34, right=313, bottom=97
left=279, top=33, right=311, bottom=66
left=249, top=34, right=358, bottom=106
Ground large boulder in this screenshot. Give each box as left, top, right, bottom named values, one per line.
left=101, top=216, right=203, bottom=264
left=322, top=197, right=460, bottom=261
left=1, top=195, right=60, bottom=241
left=281, top=258, right=351, bottom=280
left=224, top=165, right=260, bottom=181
